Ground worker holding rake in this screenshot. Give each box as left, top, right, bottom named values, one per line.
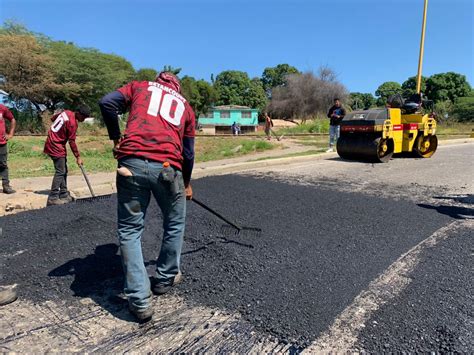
left=43, top=105, right=90, bottom=206
left=99, top=72, right=195, bottom=322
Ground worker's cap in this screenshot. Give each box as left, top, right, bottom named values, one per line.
left=156, top=72, right=181, bottom=93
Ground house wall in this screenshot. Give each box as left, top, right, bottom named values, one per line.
left=199, top=109, right=258, bottom=126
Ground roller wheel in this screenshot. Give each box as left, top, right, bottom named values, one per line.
left=375, top=138, right=394, bottom=163
left=414, top=134, right=438, bottom=158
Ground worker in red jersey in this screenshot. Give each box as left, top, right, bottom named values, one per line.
left=0, top=104, right=16, bottom=194
left=99, top=72, right=195, bottom=322
left=43, top=105, right=90, bottom=206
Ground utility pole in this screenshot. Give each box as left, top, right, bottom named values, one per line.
left=416, top=0, right=428, bottom=94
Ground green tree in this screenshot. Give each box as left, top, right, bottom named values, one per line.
left=0, top=33, right=64, bottom=114
left=425, top=72, right=471, bottom=103
left=375, top=81, right=403, bottom=106
left=349, top=92, right=375, bottom=110
left=162, top=65, right=181, bottom=75
left=451, top=91, right=474, bottom=122
left=180, top=76, right=216, bottom=118
left=45, top=40, right=135, bottom=116
left=214, top=70, right=267, bottom=109
left=135, top=68, right=158, bottom=81
left=261, top=64, right=300, bottom=97
left=401, top=76, right=427, bottom=97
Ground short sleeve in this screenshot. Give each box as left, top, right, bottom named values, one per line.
left=1, top=107, right=14, bottom=121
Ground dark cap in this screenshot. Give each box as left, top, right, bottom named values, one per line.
left=75, top=104, right=91, bottom=118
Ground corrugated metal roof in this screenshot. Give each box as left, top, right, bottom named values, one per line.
left=212, top=105, right=253, bottom=110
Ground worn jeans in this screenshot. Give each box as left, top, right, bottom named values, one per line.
left=116, top=157, right=186, bottom=310
left=49, top=157, right=68, bottom=199
left=329, top=125, right=340, bottom=148
left=0, top=144, right=9, bottom=186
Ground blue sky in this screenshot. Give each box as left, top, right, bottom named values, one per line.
left=1, top=0, right=472, bottom=95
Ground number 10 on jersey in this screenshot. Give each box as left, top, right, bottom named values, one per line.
left=147, top=86, right=185, bottom=126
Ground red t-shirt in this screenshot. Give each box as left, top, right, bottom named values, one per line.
left=116, top=80, right=195, bottom=170
left=0, top=104, right=15, bottom=145
left=43, top=110, right=79, bottom=158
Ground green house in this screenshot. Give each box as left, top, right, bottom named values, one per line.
left=198, top=105, right=259, bottom=134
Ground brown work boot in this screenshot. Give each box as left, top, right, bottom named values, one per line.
left=0, top=284, right=18, bottom=306
left=2, top=185, right=15, bottom=194
left=60, top=192, right=75, bottom=203
left=46, top=198, right=69, bottom=206
left=151, top=271, right=183, bottom=295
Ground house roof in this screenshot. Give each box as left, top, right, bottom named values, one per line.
left=212, top=105, right=253, bottom=110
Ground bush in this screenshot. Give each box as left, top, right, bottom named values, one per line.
left=452, top=92, right=474, bottom=122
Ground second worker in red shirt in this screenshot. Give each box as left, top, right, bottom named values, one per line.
left=43, top=105, right=90, bottom=206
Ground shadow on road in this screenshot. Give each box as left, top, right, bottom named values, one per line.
left=48, top=243, right=137, bottom=322
left=418, top=203, right=474, bottom=219
left=433, top=194, right=474, bottom=205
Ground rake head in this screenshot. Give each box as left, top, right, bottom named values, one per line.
left=220, top=224, right=262, bottom=239
left=75, top=194, right=113, bottom=203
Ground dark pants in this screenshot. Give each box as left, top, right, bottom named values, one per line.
left=49, top=157, right=68, bottom=199
left=0, top=144, right=9, bottom=186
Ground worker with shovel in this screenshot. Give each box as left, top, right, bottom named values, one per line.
left=43, top=105, right=90, bottom=206
left=99, top=72, right=195, bottom=322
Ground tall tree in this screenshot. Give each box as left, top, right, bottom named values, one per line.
left=214, top=70, right=267, bottom=110
left=268, top=69, right=347, bottom=121
left=349, top=92, right=375, bottom=110
left=180, top=76, right=216, bottom=118
left=425, top=72, right=471, bottom=103
left=261, top=64, right=300, bottom=97
left=0, top=33, right=64, bottom=113
left=401, top=76, right=427, bottom=97
left=135, top=68, right=158, bottom=81
left=375, top=81, right=403, bottom=106
left=162, top=65, right=181, bottom=75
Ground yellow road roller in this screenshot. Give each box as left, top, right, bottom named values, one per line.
left=336, top=100, right=438, bottom=163
left=337, top=0, right=437, bottom=163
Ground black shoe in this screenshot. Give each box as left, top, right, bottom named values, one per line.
left=128, top=304, right=154, bottom=322
left=0, top=284, right=18, bottom=306
left=152, top=272, right=183, bottom=295
left=2, top=185, right=15, bottom=194
left=46, top=198, right=69, bottom=206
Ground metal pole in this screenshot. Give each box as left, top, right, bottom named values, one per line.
left=416, top=0, right=428, bottom=94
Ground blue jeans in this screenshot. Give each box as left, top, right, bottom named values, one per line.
left=116, top=157, right=186, bottom=310
left=329, top=125, right=340, bottom=148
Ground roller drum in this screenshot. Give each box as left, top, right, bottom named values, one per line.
left=337, top=135, right=393, bottom=163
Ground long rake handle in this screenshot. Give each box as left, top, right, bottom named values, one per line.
left=191, top=198, right=242, bottom=231
left=79, top=165, right=96, bottom=198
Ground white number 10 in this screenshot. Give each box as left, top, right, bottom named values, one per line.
left=147, top=86, right=185, bottom=126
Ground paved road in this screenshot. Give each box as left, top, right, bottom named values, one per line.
left=0, top=142, right=472, bottom=352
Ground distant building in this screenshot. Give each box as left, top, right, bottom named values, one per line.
left=198, top=105, right=259, bottom=134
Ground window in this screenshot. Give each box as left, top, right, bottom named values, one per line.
left=241, top=111, right=252, bottom=118
left=199, top=112, right=214, bottom=118
left=220, top=111, right=230, bottom=118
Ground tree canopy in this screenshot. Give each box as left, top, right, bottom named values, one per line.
left=261, top=64, right=300, bottom=97
left=214, top=70, right=267, bottom=110
left=425, top=72, right=471, bottom=103
left=375, top=81, right=403, bottom=106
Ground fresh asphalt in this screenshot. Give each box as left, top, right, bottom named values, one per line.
left=0, top=142, right=472, bottom=351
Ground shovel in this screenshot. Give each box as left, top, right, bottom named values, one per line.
left=191, top=197, right=262, bottom=238
left=76, top=165, right=111, bottom=203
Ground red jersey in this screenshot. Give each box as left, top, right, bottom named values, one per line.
left=0, top=104, right=15, bottom=145
left=43, top=110, right=80, bottom=158
left=116, top=80, right=195, bottom=170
